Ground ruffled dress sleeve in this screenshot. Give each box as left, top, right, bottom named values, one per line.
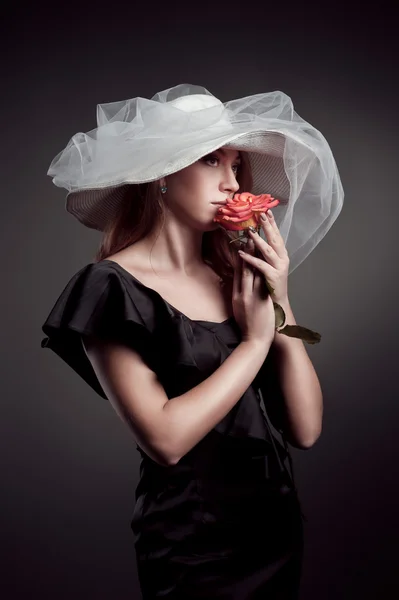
left=40, top=262, right=157, bottom=400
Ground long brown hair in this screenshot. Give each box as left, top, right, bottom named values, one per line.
left=93, top=151, right=253, bottom=291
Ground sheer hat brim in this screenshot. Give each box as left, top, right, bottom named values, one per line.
left=48, top=84, right=344, bottom=274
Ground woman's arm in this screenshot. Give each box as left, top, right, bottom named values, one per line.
left=83, top=335, right=272, bottom=466
left=272, top=298, right=323, bottom=449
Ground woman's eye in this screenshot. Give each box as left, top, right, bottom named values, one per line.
left=204, top=155, right=239, bottom=173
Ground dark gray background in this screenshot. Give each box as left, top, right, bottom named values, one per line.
left=1, top=1, right=398, bottom=598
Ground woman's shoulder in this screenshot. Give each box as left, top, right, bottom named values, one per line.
left=62, top=254, right=142, bottom=291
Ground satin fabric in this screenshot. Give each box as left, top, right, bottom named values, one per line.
left=41, top=260, right=305, bottom=599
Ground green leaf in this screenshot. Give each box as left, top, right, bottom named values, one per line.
left=266, top=279, right=276, bottom=296
left=273, top=302, right=286, bottom=328
left=277, top=325, right=322, bottom=345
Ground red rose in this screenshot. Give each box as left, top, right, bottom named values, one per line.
left=213, top=192, right=280, bottom=231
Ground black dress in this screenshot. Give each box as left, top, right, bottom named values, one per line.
left=41, top=259, right=306, bottom=599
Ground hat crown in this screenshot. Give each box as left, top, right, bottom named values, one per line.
left=168, top=93, right=223, bottom=112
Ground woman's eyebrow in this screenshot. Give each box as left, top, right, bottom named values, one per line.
left=217, top=149, right=242, bottom=161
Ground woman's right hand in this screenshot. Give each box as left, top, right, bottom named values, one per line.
left=232, top=238, right=276, bottom=347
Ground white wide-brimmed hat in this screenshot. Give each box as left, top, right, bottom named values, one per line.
left=47, top=83, right=344, bottom=274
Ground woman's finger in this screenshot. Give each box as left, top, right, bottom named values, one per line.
left=233, top=250, right=242, bottom=297
left=253, top=270, right=262, bottom=294
left=241, top=239, right=255, bottom=298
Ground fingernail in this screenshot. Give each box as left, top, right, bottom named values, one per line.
left=267, top=209, right=273, bottom=218
left=261, top=212, right=267, bottom=221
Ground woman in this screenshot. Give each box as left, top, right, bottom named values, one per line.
left=41, top=83, right=343, bottom=599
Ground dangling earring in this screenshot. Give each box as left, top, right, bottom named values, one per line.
left=160, top=185, right=167, bottom=194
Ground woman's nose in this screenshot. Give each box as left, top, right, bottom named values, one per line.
left=226, top=180, right=240, bottom=195
left=223, top=172, right=240, bottom=193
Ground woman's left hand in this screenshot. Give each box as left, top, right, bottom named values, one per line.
left=240, top=210, right=290, bottom=305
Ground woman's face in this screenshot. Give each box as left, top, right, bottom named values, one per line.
left=161, top=147, right=242, bottom=231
